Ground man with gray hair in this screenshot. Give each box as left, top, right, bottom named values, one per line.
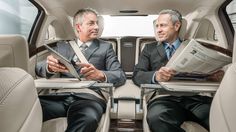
left=36, top=8, right=126, bottom=132
left=133, top=9, right=223, bottom=132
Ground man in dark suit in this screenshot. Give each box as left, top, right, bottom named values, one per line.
left=132, top=9, right=224, bottom=132
left=36, top=8, right=126, bottom=132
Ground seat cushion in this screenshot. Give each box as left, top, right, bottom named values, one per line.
left=42, top=118, right=67, bottom=132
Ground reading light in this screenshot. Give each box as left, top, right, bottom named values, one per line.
left=119, top=10, right=138, bottom=13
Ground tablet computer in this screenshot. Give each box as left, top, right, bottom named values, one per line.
left=44, top=44, right=81, bottom=80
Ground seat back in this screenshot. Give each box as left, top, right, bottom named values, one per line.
left=118, top=36, right=137, bottom=77
left=0, top=35, right=29, bottom=72
left=210, top=63, right=236, bottom=132
left=98, top=15, right=104, bottom=37
left=0, top=67, right=42, bottom=132
left=209, top=37, right=236, bottom=132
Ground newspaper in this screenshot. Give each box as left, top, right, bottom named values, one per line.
left=166, top=39, right=232, bottom=75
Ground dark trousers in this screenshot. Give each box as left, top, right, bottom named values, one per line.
left=39, top=93, right=106, bottom=132
left=147, top=95, right=212, bottom=132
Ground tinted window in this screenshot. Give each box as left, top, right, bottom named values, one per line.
left=227, top=0, right=236, bottom=32
left=0, top=0, right=38, bottom=39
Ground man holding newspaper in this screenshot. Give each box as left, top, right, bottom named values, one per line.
left=133, top=9, right=226, bottom=132
left=36, top=8, right=126, bottom=132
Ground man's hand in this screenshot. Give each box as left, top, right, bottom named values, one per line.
left=47, top=55, right=68, bottom=73
left=207, top=70, right=224, bottom=82
left=155, top=67, right=176, bottom=82
left=77, top=62, right=105, bottom=81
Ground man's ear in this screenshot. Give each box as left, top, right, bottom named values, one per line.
left=76, top=23, right=82, bottom=33
left=174, top=21, right=181, bottom=32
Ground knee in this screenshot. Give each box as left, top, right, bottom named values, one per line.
left=84, top=113, right=100, bottom=125
left=68, top=112, right=101, bottom=132
left=147, top=112, right=163, bottom=126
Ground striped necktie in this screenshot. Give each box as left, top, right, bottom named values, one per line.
left=167, top=45, right=175, bottom=59
left=72, top=43, right=88, bottom=63
left=80, top=43, right=88, bottom=54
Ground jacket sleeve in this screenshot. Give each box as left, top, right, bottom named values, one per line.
left=103, top=44, right=126, bottom=87
left=35, top=43, right=62, bottom=78
left=132, top=45, right=156, bottom=86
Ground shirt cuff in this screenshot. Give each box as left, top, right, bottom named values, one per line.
left=98, top=71, right=107, bottom=83
left=152, top=71, right=158, bottom=84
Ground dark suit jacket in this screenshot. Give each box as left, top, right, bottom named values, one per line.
left=36, top=39, right=126, bottom=87
left=132, top=41, right=169, bottom=86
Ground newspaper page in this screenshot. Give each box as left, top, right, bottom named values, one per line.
left=166, top=39, right=232, bottom=74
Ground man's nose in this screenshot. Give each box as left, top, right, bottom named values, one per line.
left=156, top=28, right=162, bottom=33
left=157, top=27, right=162, bottom=33
left=94, top=23, right=99, bottom=29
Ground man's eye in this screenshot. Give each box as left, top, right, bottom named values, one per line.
left=88, top=22, right=95, bottom=26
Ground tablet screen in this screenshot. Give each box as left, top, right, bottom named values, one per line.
left=44, top=44, right=81, bottom=80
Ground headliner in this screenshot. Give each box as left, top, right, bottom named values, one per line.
left=35, top=0, right=225, bottom=16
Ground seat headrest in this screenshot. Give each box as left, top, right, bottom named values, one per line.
left=179, top=19, right=187, bottom=41
left=98, top=15, right=104, bottom=37
left=0, top=35, right=29, bottom=72
left=153, top=18, right=187, bottom=41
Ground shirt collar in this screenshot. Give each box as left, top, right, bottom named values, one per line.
left=164, top=38, right=181, bottom=50
left=77, top=39, right=92, bottom=47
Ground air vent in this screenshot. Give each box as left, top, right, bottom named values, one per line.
left=120, top=10, right=138, bottom=13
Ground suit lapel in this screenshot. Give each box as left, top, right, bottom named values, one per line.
left=84, top=39, right=99, bottom=60
left=58, top=42, right=75, bottom=60
left=156, top=42, right=167, bottom=60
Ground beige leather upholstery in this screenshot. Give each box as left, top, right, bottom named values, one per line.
left=98, top=15, right=104, bottom=37
left=179, top=19, right=187, bottom=41
left=0, top=35, right=110, bottom=132
left=112, top=80, right=141, bottom=119
left=0, top=67, right=110, bottom=132
left=210, top=62, right=236, bottom=132
left=209, top=30, right=236, bottom=132
left=0, top=68, right=42, bottom=132
left=0, top=35, right=29, bottom=72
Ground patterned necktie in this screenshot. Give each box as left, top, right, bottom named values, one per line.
left=80, top=43, right=88, bottom=54
left=167, top=45, right=175, bottom=59
left=72, top=43, right=88, bottom=63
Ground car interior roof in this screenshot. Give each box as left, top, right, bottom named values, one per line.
left=35, top=0, right=224, bottom=16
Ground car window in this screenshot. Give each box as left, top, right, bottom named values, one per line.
left=0, top=0, right=38, bottom=39
left=101, top=15, right=158, bottom=37
left=227, top=0, right=236, bottom=32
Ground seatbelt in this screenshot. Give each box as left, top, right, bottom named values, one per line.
left=68, top=40, right=107, bottom=101
left=68, top=40, right=89, bottom=64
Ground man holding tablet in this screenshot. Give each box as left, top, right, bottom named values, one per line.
left=36, top=8, right=126, bottom=132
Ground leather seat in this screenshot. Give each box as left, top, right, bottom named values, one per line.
left=209, top=36, right=236, bottom=132
left=0, top=34, right=110, bottom=132
left=0, top=67, right=42, bottom=132
left=210, top=63, right=236, bottom=132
